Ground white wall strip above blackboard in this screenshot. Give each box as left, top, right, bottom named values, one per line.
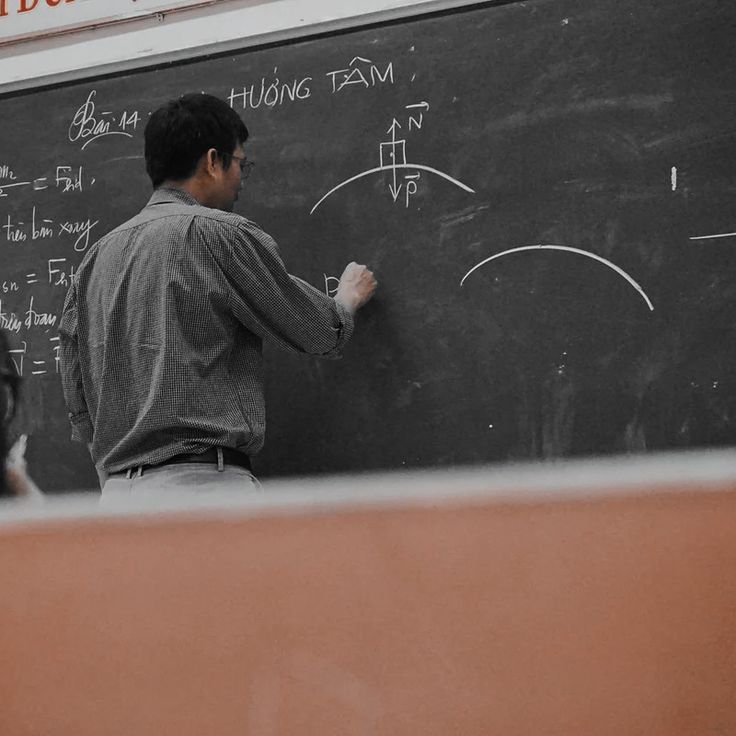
left=0, top=0, right=482, bottom=95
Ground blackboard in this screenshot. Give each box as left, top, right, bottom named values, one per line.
left=2, top=0, right=736, bottom=492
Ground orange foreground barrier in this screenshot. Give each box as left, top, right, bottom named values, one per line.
left=1, top=451, right=736, bottom=735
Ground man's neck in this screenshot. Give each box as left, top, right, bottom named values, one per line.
left=158, top=179, right=208, bottom=206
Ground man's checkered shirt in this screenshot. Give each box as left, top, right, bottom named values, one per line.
left=59, top=188, right=354, bottom=474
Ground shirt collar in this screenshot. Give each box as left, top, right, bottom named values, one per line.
left=146, top=187, right=202, bottom=208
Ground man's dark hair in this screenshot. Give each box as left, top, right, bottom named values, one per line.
left=144, top=93, right=249, bottom=187
left=0, top=330, right=20, bottom=498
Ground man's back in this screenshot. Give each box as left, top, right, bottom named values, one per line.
left=59, top=92, right=375, bottom=491
left=62, top=188, right=354, bottom=473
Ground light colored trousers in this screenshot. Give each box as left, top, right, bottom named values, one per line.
left=101, top=462, right=260, bottom=499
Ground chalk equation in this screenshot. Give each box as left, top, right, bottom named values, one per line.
left=460, top=244, right=655, bottom=312
left=2, top=254, right=83, bottom=387
left=0, top=163, right=91, bottom=198
left=1, top=252, right=66, bottom=379
left=68, top=90, right=141, bottom=150
left=2, top=334, right=61, bottom=378
left=2, top=258, right=76, bottom=296
left=311, top=102, right=475, bottom=214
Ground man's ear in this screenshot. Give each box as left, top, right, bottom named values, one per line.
left=202, top=148, right=219, bottom=177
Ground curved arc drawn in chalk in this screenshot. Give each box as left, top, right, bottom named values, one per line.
left=460, top=244, right=654, bottom=312
left=80, top=131, right=133, bottom=151
left=310, top=163, right=475, bottom=215
left=690, top=231, right=736, bottom=241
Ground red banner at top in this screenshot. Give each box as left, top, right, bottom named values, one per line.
left=0, top=0, right=212, bottom=44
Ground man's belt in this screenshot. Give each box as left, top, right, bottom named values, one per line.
left=164, top=448, right=252, bottom=471
left=112, top=448, right=253, bottom=479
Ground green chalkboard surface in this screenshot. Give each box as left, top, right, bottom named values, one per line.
left=2, top=0, right=736, bottom=491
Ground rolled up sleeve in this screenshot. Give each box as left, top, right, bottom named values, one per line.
left=221, top=221, right=355, bottom=359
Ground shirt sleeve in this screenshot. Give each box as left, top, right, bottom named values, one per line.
left=218, top=220, right=355, bottom=358
left=58, top=279, right=94, bottom=443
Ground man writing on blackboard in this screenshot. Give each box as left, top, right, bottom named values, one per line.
left=59, top=93, right=377, bottom=495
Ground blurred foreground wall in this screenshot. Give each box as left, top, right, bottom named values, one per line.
left=0, top=453, right=735, bottom=735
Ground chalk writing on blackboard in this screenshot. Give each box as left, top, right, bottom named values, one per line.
left=310, top=103, right=474, bottom=214
left=460, top=244, right=655, bottom=312
left=0, top=164, right=91, bottom=198
left=47, top=259, right=76, bottom=288
left=0, top=294, right=59, bottom=333
left=325, top=56, right=394, bottom=94
left=228, top=57, right=394, bottom=110
left=0, top=180, right=30, bottom=197
left=4, top=337, right=59, bottom=377
left=0, top=310, right=61, bottom=375
left=228, top=69, right=313, bottom=110
left=68, top=90, right=141, bottom=150
left=0, top=92, right=134, bottom=400
left=3, top=209, right=98, bottom=251
left=0, top=304, right=22, bottom=335
left=323, top=275, right=340, bottom=297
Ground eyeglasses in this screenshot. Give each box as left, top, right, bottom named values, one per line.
left=218, top=151, right=255, bottom=179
